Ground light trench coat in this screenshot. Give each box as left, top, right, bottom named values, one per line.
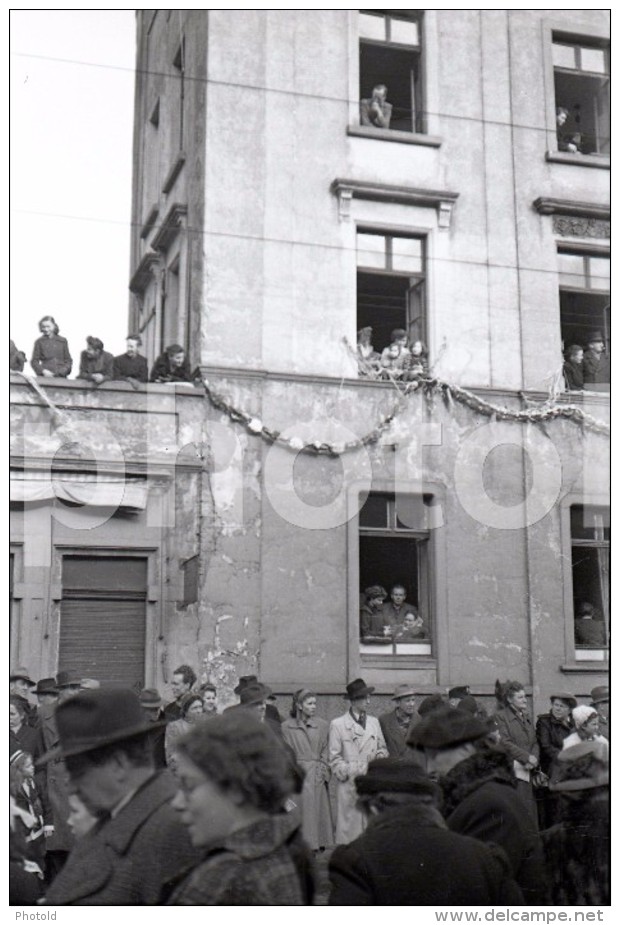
left=328, top=711, right=388, bottom=845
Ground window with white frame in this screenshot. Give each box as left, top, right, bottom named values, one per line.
left=558, top=249, right=609, bottom=363
left=359, top=11, right=424, bottom=133
left=359, top=492, right=432, bottom=657
left=553, top=37, right=610, bottom=156
left=357, top=229, right=426, bottom=357
left=571, top=505, right=609, bottom=657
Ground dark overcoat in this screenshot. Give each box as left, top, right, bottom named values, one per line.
left=535, top=713, right=574, bottom=777
left=44, top=770, right=196, bottom=905
left=378, top=709, right=420, bottom=760
left=441, top=747, right=547, bottom=904
left=328, top=803, right=523, bottom=905
left=36, top=704, right=74, bottom=853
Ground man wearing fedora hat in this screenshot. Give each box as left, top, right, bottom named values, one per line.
left=34, top=678, right=59, bottom=710
left=329, top=679, right=388, bottom=845
left=234, top=675, right=282, bottom=725
left=10, top=667, right=38, bottom=727
left=407, top=705, right=546, bottom=903
left=582, top=330, right=610, bottom=388
left=36, top=670, right=87, bottom=882
left=42, top=688, right=196, bottom=905
left=379, top=684, right=421, bottom=759
left=590, top=685, right=609, bottom=741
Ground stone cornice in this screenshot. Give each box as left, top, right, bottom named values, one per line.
left=331, top=178, right=459, bottom=227
left=533, top=197, right=610, bottom=220
left=140, top=204, right=159, bottom=240
left=129, top=250, right=162, bottom=294
left=151, top=202, right=187, bottom=251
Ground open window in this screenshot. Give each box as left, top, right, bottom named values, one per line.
left=359, top=492, right=433, bottom=657
left=558, top=249, right=609, bottom=360
left=553, top=37, right=610, bottom=156
left=571, top=505, right=609, bottom=659
left=357, top=230, right=426, bottom=358
left=359, top=11, right=424, bottom=133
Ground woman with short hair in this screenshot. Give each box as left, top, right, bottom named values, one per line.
left=31, top=316, right=72, bottom=378
left=494, top=680, right=540, bottom=830
left=166, top=711, right=314, bottom=904
left=281, top=690, right=334, bottom=851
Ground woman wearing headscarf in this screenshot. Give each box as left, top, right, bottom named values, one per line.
left=165, top=711, right=314, bottom=904
left=281, top=689, right=334, bottom=851
left=561, top=706, right=609, bottom=752
left=493, top=680, right=540, bottom=830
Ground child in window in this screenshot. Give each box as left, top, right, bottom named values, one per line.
left=380, top=329, right=410, bottom=379
left=394, top=611, right=426, bottom=641
left=403, top=339, right=429, bottom=380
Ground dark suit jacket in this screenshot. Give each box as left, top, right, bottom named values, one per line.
left=379, top=709, right=420, bottom=759
left=37, top=704, right=74, bottom=852
left=45, top=771, right=197, bottom=905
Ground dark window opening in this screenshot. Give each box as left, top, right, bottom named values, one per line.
left=359, top=493, right=432, bottom=655
left=558, top=251, right=609, bottom=371
left=359, top=12, right=423, bottom=134
left=553, top=39, right=609, bottom=155
left=571, top=505, right=609, bottom=651
left=357, top=230, right=426, bottom=359
left=60, top=556, right=148, bottom=688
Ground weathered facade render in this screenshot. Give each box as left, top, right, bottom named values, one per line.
left=11, top=10, right=609, bottom=715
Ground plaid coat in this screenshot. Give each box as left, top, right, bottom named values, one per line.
left=167, top=813, right=312, bottom=905
left=44, top=770, right=196, bottom=905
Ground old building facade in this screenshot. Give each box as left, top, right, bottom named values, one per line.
left=11, top=10, right=609, bottom=714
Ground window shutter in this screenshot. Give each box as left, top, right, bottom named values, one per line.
left=59, top=599, right=146, bottom=688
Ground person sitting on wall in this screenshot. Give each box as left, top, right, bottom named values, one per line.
left=556, top=107, right=582, bottom=153
left=402, top=339, right=429, bottom=381
left=10, top=340, right=27, bottom=373
left=113, top=334, right=149, bottom=385
left=360, top=84, right=393, bottom=129
left=582, top=331, right=610, bottom=388
left=563, top=344, right=584, bottom=391
left=356, top=327, right=381, bottom=378
left=359, top=585, right=389, bottom=639
left=382, top=584, right=420, bottom=629
left=31, top=316, right=72, bottom=379
left=77, top=336, right=114, bottom=385
left=574, top=602, right=607, bottom=647
left=379, top=329, right=410, bottom=379
left=150, top=344, right=192, bottom=383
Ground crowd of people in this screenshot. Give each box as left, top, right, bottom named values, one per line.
left=9, top=662, right=609, bottom=906
left=9, top=316, right=197, bottom=386
left=357, top=327, right=429, bottom=381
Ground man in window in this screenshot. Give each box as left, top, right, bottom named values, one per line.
left=574, top=602, right=607, bottom=647
left=113, top=334, right=148, bottom=385
left=582, top=331, right=610, bottom=388
left=556, top=106, right=581, bottom=153
left=360, top=84, right=392, bottom=129
left=382, top=584, right=423, bottom=633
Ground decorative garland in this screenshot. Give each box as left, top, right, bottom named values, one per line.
left=200, top=373, right=609, bottom=456
left=15, top=370, right=609, bottom=460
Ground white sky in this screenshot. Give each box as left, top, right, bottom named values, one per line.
left=10, top=10, right=136, bottom=371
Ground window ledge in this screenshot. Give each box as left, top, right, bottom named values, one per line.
left=361, top=655, right=436, bottom=669
left=347, top=125, right=442, bottom=148
left=545, top=151, right=610, bottom=170
left=560, top=660, right=609, bottom=673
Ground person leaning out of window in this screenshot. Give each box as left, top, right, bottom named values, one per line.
left=150, top=344, right=193, bottom=383
left=77, top=336, right=114, bottom=386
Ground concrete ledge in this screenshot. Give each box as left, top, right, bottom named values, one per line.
left=545, top=151, right=610, bottom=170
left=347, top=125, right=443, bottom=147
